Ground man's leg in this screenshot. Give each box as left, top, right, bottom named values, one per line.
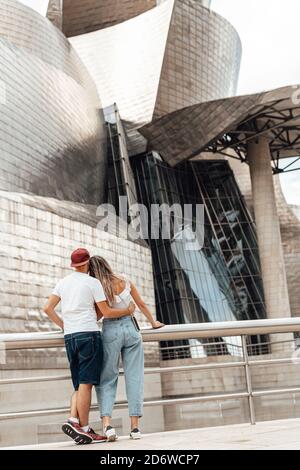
left=67, top=332, right=107, bottom=443
left=77, top=383, right=93, bottom=428
left=65, top=338, right=80, bottom=424
left=76, top=332, right=102, bottom=428
left=62, top=338, right=94, bottom=444
left=69, top=391, right=79, bottom=421
left=62, top=387, right=93, bottom=445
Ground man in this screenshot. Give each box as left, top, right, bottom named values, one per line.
left=44, top=248, right=136, bottom=445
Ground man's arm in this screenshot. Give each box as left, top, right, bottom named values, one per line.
left=93, top=278, right=135, bottom=319
left=96, top=301, right=135, bottom=319
left=43, top=295, right=64, bottom=330
left=95, top=303, right=103, bottom=321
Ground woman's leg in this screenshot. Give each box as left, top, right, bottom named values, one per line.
left=95, top=328, right=122, bottom=425
left=122, top=335, right=144, bottom=423
left=131, top=416, right=139, bottom=430
left=102, top=415, right=111, bottom=429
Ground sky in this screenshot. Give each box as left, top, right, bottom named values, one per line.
left=212, top=0, right=300, bottom=205
left=18, top=0, right=49, bottom=16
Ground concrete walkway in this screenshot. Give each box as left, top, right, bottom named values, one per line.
left=4, top=418, right=300, bottom=450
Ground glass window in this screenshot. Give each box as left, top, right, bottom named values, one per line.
left=130, top=153, right=267, bottom=359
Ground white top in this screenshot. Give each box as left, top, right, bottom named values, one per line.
left=53, top=272, right=106, bottom=335
left=110, top=278, right=132, bottom=309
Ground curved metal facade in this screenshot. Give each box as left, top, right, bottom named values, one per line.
left=62, top=0, right=157, bottom=37
left=154, top=0, right=241, bottom=118
left=60, top=0, right=213, bottom=37
left=70, top=0, right=241, bottom=155
left=69, top=0, right=174, bottom=155
left=141, top=85, right=300, bottom=167
left=0, top=0, right=107, bottom=204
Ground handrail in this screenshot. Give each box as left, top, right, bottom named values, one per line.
left=1, top=317, right=300, bottom=428
left=0, top=393, right=251, bottom=421
left=0, top=361, right=246, bottom=386
left=1, top=318, right=300, bottom=350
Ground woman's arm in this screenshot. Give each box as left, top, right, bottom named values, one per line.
left=130, top=284, right=164, bottom=329
left=96, top=300, right=135, bottom=319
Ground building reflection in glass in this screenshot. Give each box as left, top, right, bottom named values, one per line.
left=131, top=152, right=267, bottom=359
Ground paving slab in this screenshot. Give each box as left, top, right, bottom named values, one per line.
left=3, top=418, right=300, bottom=450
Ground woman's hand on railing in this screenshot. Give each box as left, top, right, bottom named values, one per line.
left=151, top=320, right=165, bottom=329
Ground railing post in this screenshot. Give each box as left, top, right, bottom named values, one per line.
left=242, top=335, right=256, bottom=425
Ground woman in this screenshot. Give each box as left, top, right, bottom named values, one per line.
left=89, top=256, right=164, bottom=441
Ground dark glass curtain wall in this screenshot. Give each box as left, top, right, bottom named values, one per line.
left=131, top=153, right=267, bottom=357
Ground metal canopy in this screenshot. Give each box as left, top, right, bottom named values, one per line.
left=139, top=85, right=300, bottom=173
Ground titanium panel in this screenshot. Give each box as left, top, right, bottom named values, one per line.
left=70, top=0, right=174, bottom=156
left=62, top=0, right=157, bottom=37
left=70, top=0, right=241, bottom=155
left=0, top=0, right=107, bottom=204
left=141, top=85, right=300, bottom=166
left=154, top=0, right=241, bottom=118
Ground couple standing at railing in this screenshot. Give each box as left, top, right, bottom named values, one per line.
left=43, top=248, right=164, bottom=445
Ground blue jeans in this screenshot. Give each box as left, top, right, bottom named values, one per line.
left=96, top=316, right=144, bottom=417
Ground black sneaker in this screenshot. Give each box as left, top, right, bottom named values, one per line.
left=62, top=421, right=93, bottom=445
left=130, top=428, right=142, bottom=440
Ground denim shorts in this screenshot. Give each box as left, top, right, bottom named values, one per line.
left=64, top=331, right=103, bottom=391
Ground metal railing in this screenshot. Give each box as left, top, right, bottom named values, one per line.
left=1, top=318, right=300, bottom=426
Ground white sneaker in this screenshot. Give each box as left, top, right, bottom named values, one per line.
left=104, top=425, right=118, bottom=442
left=130, top=428, right=142, bottom=440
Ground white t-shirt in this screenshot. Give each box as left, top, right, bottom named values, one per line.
left=53, top=272, right=106, bottom=335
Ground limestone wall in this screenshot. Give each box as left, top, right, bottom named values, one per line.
left=0, top=191, right=157, bottom=359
